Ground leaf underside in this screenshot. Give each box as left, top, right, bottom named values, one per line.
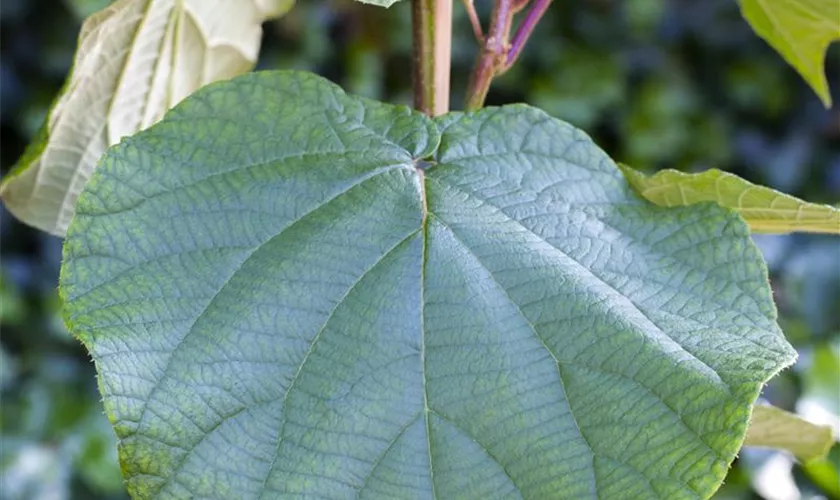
left=744, top=405, right=835, bottom=462
left=0, top=0, right=293, bottom=236
left=619, top=166, right=840, bottom=235
left=739, top=0, right=840, bottom=107
left=60, top=71, right=796, bottom=500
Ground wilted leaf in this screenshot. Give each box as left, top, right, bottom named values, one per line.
left=620, top=166, right=840, bottom=234
left=0, top=0, right=294, bottom=236
left=739, top=0, right=840, bottom=107
left=61, top=71, right=795, bottom=499
left=745, top=405, right=835, bottom=462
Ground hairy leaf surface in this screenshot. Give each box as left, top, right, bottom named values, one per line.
left=745, top=405, right=834, bottom=462
left=620, top=166, right=840, bottom=235
left=739, top=0, right=839, bottom=107
left=61, top=71, right=796, bottom=499
left=0, top=0, right=293, bottom=236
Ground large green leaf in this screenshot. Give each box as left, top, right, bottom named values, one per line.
left=619, top=166, right=840, bottom=235
left=738, top=0, right=839, bottom=107
left=0, top=0, right=294, bottom=236
left=60, top=71, right=796, bottom=499
left=744, top=405, right=834, bottom=462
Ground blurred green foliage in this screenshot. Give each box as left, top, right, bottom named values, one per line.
left=1, top=0, right=838, bottom=498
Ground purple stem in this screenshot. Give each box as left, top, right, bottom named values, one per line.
left=505, top=0, right=552, bottom=69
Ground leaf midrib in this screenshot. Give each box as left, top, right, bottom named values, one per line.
left=418, top=169, right=438, bottom=500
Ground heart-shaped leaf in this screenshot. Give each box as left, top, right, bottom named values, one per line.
left=0, top=0, right=294, bottom=236
left=739, top=0, right=839, bottom=107
left=619, top=165, right=840, bottom=235
left=61, top=71, right=796, bottom=499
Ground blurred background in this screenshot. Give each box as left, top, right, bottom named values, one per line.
left=0, top=0, right=838, bottom=498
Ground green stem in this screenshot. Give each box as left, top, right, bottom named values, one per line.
left=412, top=0, right=452, bottom=116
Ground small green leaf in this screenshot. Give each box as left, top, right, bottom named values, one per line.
left=61, top=71, right=796, bottom=499
left=739, top=0, right=840, bottom=107
left=744, top=405, right=835, bottom=462
left=801, top=444, right=840, bottom=497
left=0, top=0, right=294, bottom=236
left=619, top=165, right=840, bottom=234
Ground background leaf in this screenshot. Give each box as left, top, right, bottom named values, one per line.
left=738, top=0, right=840, bottom=107
left=354, top=0, right=403, bottom=6
left=619, top=165, right=840, bottom=234
left=745, top=405, right=835, bottom=462
left=60, top=71, right=796, bottom=499
left=0, top=0, right=294, bottom=236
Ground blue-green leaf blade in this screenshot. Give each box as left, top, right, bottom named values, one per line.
left=60, top=71, right=796, bottom=500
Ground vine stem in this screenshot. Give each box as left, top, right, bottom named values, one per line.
left=464, top=0, right=515, bottom=111
left=505, top=0, right=551, bottom=69
left=412, top=0, right=453, bottom=116
left=464, top=0, right=551, bottom=110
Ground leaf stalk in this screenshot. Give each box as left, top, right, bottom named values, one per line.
left=412, top=0, right=453, bottom=116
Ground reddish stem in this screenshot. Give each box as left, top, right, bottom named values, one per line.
left=464, top=0, right=516, bottom=110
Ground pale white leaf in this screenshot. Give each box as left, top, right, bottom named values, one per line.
left=0, top=0, right=293, bottom=236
